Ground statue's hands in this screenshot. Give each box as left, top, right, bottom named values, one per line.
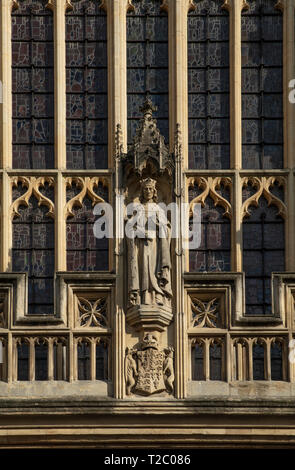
left=129, top=290, right=139, bottom=305
left=159, top=267, right=169, bottom=287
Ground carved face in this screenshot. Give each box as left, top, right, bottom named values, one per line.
left=142, top=184, right=155, bottom=202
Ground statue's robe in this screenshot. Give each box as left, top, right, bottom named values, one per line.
left=127, top=202, right=172, bottom=304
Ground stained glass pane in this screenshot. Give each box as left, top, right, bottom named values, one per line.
left=242, top=0, right=283, bottom=168
left=77, top=343, right=90, bottom=380
left=188, top=0, right=230, bottom=169
left=253, top=344, right=265, bottom=380
left=242, top=188, right=285, bottom=315
left=66, top=0, right=108, bottom=169
left=271, top=342, right=283, bottom=380
left=189, top=183, right=231, bottom=272
left=210, top=343, right=222, bottom=380
left=17, top=343, right=29, bottom=380
left=66, top=183, right=109, bottom=271
left=127, top=0, right=169, bottom=144
left=35, top=343, right=48, bottom=380
left=12, top=0, right=54, bottom=169
left=96, top=343, right=108, bottom=380
left=192, top=345, right=204, bottom=380
left=12, top=183, right=55, bottom=315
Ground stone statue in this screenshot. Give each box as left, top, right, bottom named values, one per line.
left=126, top=178, right=172, bottom=308
left=163, top=348, right=174, bottom=394
left=125, top=347, right=137, bottom=395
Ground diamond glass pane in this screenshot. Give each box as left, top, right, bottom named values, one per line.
left=127, top=0, right=169, bottom=144
left=66, top=0, right=108, bottom=169
left=188, top=0, right=230, bottom=169
left=12, top=184, right=55, bottom=315
left=241, top=0, right=283, bottom=169
left=12, top=0, right=54, bottom=169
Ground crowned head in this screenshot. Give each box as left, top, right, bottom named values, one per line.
left=140, top=177, right=158, bottom=203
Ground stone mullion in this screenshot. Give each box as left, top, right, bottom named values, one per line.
left=166, top=0, right=190, bottom=400
left=204, top=340, right=210, bottom=381
left=105, top=0, right=128, bottom=165
left=56, top=341, right=64, bottom=380
left=226, top=332, right=231, bottom=381
left=280, top=0, right=295, bottom=170
left=232, top=171, right=242, bottom=271
left=223, top=0, right=247, bottom=170
left=69, top=332, right=74, bottom=382
left=224, top=0, right=247, bottom=273
left=90, top=339, right=96, bottom=381
left=104, top=0, right=130, bottom=399
left=168, top=0, right=189, bottom=158
left=46, top=0, right=70, bottom=272
left=0, top=0, right=14, bottom=169
left=265, top=340, right=271, bottom=381
left=7, top=332, right=14, bottom=382
left=0, top=0, right=14, bottom=272
left=47, top=338, right=54, bottom=381
left=280, top=0, right=295, bottom=270
left=1, top=172, right=12, bottom=271
left=47, top=0, right=71, bottom=170
left=248, top=339, right=253, bottom=381
left=28, top=338, right=35, bottom=381
left=56, top=174, right=66, bottom=271
left=237, top=342, right=243, bottom=381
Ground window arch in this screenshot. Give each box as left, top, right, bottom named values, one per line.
left=242, top=178, right=286, bottom=315
left=189, top=177, right=231, bottom=272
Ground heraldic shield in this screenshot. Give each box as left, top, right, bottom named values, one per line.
left=125, top=333, right=174, bottom=396
left=134, top=348, right=166, bottom=395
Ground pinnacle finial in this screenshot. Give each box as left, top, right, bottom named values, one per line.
left=140, top=96, right=158, bottom=116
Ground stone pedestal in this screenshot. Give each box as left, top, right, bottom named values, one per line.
left=126, top=304, right=173, bottom=332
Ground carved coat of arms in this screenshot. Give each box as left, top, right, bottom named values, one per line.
left=125, top=334, right=174, bottom=396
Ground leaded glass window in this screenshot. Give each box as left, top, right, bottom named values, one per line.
left=35, top=342, right=48, bottom=380
left=188, top=0, right=230, bottom=169
left=253, top=343, right=265, bottom=379
left=77, top=341, right=108, bottom=380
left=241, top=0, right=283, bottom=169
left=192, top=344, right=203, bottom=380
left=189, top=182, right=231, bottom=272
left=66, top=182, right=109, bottom=271
left=12, top=183, right=55, bottom=315
left=127, top=0, right=169, bottom=144
left=12, top=0, right=54, bottom=169
left=242, top=186, right=285, bottom=315
left=66, top=0, right=108, bottom=169
left=271, top=341, right=283, bottom=381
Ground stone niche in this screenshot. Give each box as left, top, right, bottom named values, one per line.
left=119, top=98, right=176, bottom=396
